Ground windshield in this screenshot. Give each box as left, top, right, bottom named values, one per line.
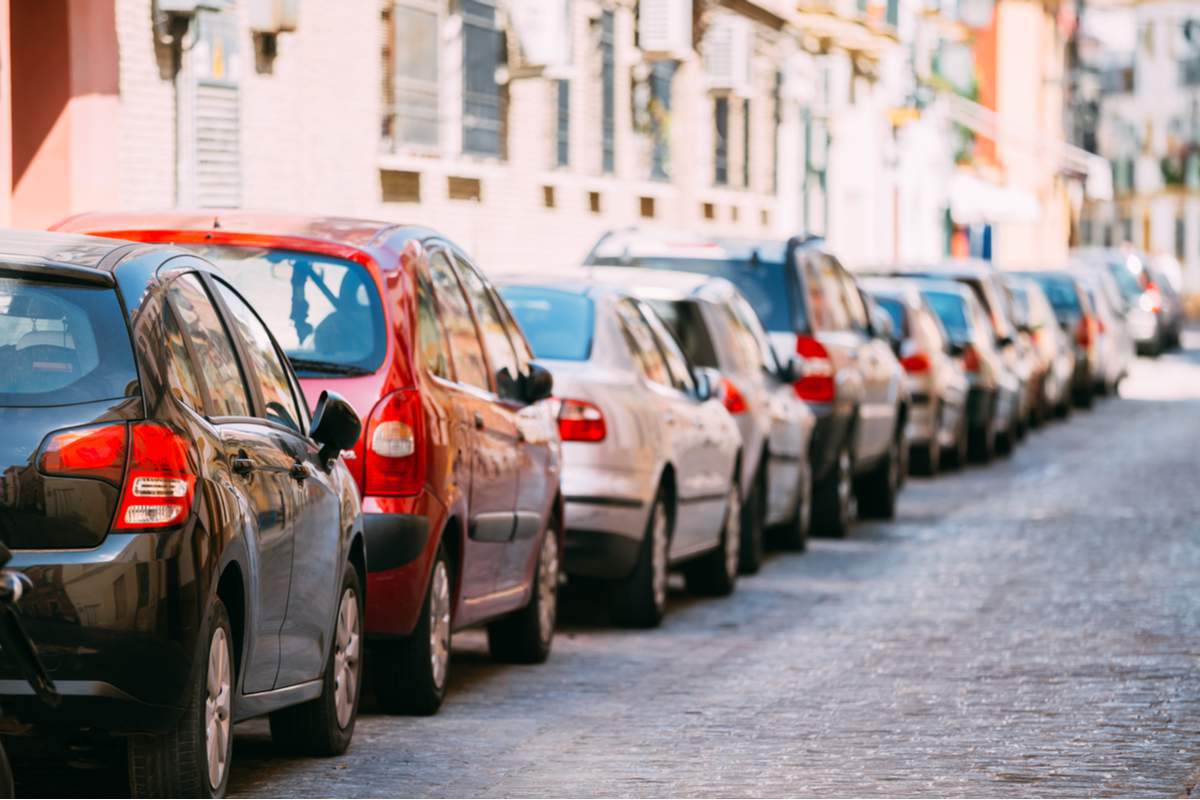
left=0, top=277, right=137, bottom=407
left=589, top=256, right=800, bottom=333
left=500, top=286, right=594, bottom=362
left=921, top=290, right=970, bottom=341
left=873, top=296, right=907, bottom=337
left=189, top=246, right=386, bottom=375
left=1025, top=274, right=1081, bottom=319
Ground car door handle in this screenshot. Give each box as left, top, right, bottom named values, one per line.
left=474, top=412, right=485, bottom=430
left=290, top=462, right=311, bottom=481
left=230, top=456, right=255, bottom=475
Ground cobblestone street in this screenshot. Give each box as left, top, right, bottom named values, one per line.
left=18, top=338, right=1200, bottom=798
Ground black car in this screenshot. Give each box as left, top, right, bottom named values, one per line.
left=585, top=230, right=908, bottom=535
left=0, top=232, right=364, bottom=797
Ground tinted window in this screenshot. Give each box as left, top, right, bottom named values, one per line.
left=162, top=303, right=205, bottom=412
left=615, top=299, right=671, bottom=386
left=646, top=299, right=718, bottom=369
left=922, top=290, right=971, bottom=342
left=416, top=270, right=453, bottom=380
left=453, top=254, right=520, bottom=400
left=591, top=256, right=800, bottom=332
left=427, top=250, right=490, bottom=390
left=640, top=303, right=696, bottom=394
left=805, top=257, right=850, bottom=331
left=874, top=296, right=907, bottom=337
left=191, top=245, right=385, bottom=375
left=1105, top=262, right=1142, bottom=301
left=730, top=295, right=779, bottom=372
left=0, top=277, right=138, bottom=407
left=168, top=275, right=251, bottom=417
left=214, top=281, right=304, bottom=432
left=495, top=294, right=534, bottom=374
left=501, top=286, right=594, bottom=362
left=1026, top=274, right=1082, bottom=318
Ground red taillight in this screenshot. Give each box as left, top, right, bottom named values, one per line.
left=40, top=423, right=127, bottom=485
left=793, top=335, right=836, bottom=403
left=556, top=398, right=606, bottom=442
left=900, top=352, right=931, bottom=373
left=1076, top=316, right=1096, bottom=348
left=115, top=423, right=196, bottom=530
left=365, top=389, right=424, bottom=497
left=1143, top=284, right=1163, bottom=314
left=961, top=344, right=982, bottom=373
left=718, top=377, right=749, bottom=415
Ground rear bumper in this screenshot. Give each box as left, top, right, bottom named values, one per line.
left=362, top=494, right=443, bottom=638
left=562, top=465, right=653, bottom=580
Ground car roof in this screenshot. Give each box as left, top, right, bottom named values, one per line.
left=53, top=210, right=417, bottom=252
left=499, top=266, right=738, bottom=303
left=588, top=227, right=801, bottom=264
left=0, top=229, right=138, bottom=269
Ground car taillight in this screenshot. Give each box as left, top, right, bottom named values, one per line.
left=1142, top=284, right=1162, bottom=314
left=365, top=389, right=425, bottom=496
left=717, top=377, right=749, bottom=415
left=900, top=352, right=931, bottom=373
left=1075, top=316, right=1095, bottom=348
left=41, top=422, right=196, bottom=529
left=793, top=335, right=836, bottom=403
left=556, top=398, right=606, bottom=442
left=961, top=344, right=982, bottom=373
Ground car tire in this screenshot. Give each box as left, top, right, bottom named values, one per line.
left=611, top=493, right=670, bottom=628
left=812, top=441, right=854, bottom=538
left=269, top=567, right=363, bottom=757
left=856, top=433, right=900, bottom=520
left=487, top=522, right=559, bottom=664
left=910, top=441, right=939, bottom=476
left=684, top=481, right=740, bottom=597
left=129, top=599, right=234, bottom=799
left=375, top=546, right=452, bottom=716
left=737, top=469, right=766, bottom=575
left=770, top=469, right=811, bottom=552
left=941, top=412, right=968, bottom=471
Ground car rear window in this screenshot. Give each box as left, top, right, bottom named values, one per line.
left=590, top=256, right=801, bottom=333
left=645, top=299, right=719, bottom=368
left=1026, top=274, right=1081, bottom=316
left=873, top=296, right=907, bottom=337
left=500, top=286, right=594, bottom=362
left=921, top=290, right=970, bottom=341
left=188, top=246, right=386, bottom=376
left=0, top=276, right=137, bottom=406
left=1105, top=262, right=1142, bottom=302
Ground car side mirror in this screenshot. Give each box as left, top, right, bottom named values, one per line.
left=523, top=363, right=554, bottom=404
left=692, top=366, right=720, bottom=402
left=310, top=390, right=362, bottom=467
left=777, top=353, right=805, bottom=384
left=997, top=335, right=1014, bottom=348
left=946, top=341, right=965, bottom=357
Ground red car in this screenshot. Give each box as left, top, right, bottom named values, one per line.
left=56, top=212, right=563, bottom=715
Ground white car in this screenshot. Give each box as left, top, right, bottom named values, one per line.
left=499, top=278, right=744, bottom=628
left=1072, top=267, right=1135, bottom=394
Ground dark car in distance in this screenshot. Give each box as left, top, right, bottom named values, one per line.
left=57, top=212, right=564, bottom=717
left=0, top=231, right=365, bottom=797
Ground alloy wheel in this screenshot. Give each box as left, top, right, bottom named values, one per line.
left=204, top=627, right=232, bottom=792
left=650, top=503, right=669, bottom=613
left=429, top=559, right=451, bottom=690
left=536, top=532, right=559, bottom=645
left=333, top=587, right=361, bottom=729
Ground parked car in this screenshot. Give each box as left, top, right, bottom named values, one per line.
left=1072, top=268, right=1134, bottom=395
left=861, top=277, right=969, bottom=474
left=498, top=278, right=744, bottom=627
left=578, top=268, right=815, bottom=565
left=0, top=231, right=365, bottom=797
left=1000, top=275, right=1074, bottom=421
left=1072, top=248, right=1178, bottom=356
left=1013, top=269, right=1099, bottom=408
left=55, top=212, right=564, bottom=716
left=915, top=279, right=1018, bottom=462
left=585, top=231, right=908, bottom=534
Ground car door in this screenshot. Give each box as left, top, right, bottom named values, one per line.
left=837, top=266, right=893, bottom=463
left=451, top=250, right=535, bottom=596
left=166, top=272, right=295, bottom=694
left=426, top=246, right=515, bottom=606
left=209, top=276, right=342, bottom=688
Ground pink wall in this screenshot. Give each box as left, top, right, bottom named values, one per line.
left=0, top=0, right=10, bottom=227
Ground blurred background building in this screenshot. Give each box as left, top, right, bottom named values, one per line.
left=0, top=0, right=1110, bottom=272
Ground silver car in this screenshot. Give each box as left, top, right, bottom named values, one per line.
left=603, top=269, right=817, bottom=566
left=499, top=279, right=743, bottom=628
left=1072, top=267, right=1134, bottom=395
left=1002, top=275, right=1075, bottom=420
left=861, top=277, right=969, bottom=474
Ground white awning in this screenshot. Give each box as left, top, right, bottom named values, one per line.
left=949, top=172, right=1041, bottom=225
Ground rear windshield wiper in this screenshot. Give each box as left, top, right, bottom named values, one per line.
left=288, top=358, right=372, bottom=377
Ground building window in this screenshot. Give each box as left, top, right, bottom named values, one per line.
left=556, top=80, right=570, bottom=167
left=462, top=0, right=505, bottom=157
left=385, top=0, right=440, bottom=149
left=1080, top=218, right=1093, bottom=245
left=600, top=10, right=616, bottom=174
left=772, top=70, right=782, bottom=194
left=741, top=97, right=751, bottom=189
left=714, top=96, right=729, bottom=186
left=1122, top=217, right=1133, bottom=244
left=649, top=61, right=675, bottom=180
left=1176, top=216, right=1186, bottom=258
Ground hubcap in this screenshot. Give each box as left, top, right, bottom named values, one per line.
left=204, top=627, right=231, bottom=791
left=837, top=449, right=854, bottom=524
left=650, top=503, right=669, bottom=612
left=724, top=487, right=741, bottom=580
left=429, top=560, right=451, bottom=690
left=536, top=532, right=559, bottom=644
left=333, top=587, right=361, bottom=729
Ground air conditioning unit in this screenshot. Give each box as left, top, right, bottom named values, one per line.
left=247, top=0, right=299, bottom=33
left=703, top=13, right=753, bottom=95
left=639, top=0, right=693, bottom=60
left=509, top=0, right=572, bottom=74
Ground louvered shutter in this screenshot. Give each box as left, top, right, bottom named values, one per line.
left=638, top=0, right=692, bottom=59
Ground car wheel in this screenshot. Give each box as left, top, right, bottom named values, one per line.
left=812, top=441, right=854, bottom=538
left=770, top=468, right=811, bottom=552
left=375, top=547, right=451, bottom=716
left=612, top=493, right=670, bottom=628
left=129, top=599, right=233, bottom=798
left=684, top=481, right=740, bottom=597
left=857, top=433, right=900, bottom=520
left=488, top=521, right=559, bottom=664
left=968, top=407, right=996, bottom=463
left=737, top=469, right=766, bottom=575
left=910, top=440, right=939, bottom=476
left=269, top=567, right=363, bottom=756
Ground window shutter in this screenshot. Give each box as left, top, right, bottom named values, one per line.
left=638, top=0, right=692, bottom=60
left=601, top=10, right=616, bottom=174
left=714, top=96, right=729, bottom=186
left=389, top=0, right=440, bottom=149
left=462, top=0, right=504, bottom=157
left=195, top=81, right=241, bottom=208
left=702, top=13, right=752, bottom=96
left=556, top=79, right=570, bottom=167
